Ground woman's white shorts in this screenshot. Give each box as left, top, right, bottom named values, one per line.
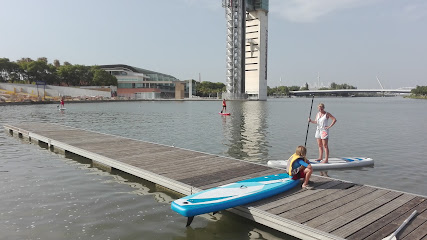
left=315, top=129, right=329, bottom=139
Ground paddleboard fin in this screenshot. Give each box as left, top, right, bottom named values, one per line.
left=186, top=216, right=194, bottom=227
left=213, top=211, right=218, bottom=215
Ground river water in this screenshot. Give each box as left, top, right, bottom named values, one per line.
left=0, top=97, right=426, bottom=240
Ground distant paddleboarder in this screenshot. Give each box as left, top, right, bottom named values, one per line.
left=60, top=97, right=65, bottom=109
left=221, top=99, right=227, bottom=113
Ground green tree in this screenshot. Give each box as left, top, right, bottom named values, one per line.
left=196, top=81, right=225, bottom=97
left=92, top=67, right=117, bottom=86
left=411, top=86, right=427, bottom=96
left=53, top=59, right=61, bottom=68
left=0, top=58, right=21, bottom=82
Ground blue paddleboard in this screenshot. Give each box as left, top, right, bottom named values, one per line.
left=171, top=173, right=298, bottom=225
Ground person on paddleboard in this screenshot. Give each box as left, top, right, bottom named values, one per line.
left=60, top=97, right=65, bottom=108
left=287, top=146, right=313, bottom=190
left=308, top=103, right=337, bottom=163
left=221, top=99, right=227, bottom=113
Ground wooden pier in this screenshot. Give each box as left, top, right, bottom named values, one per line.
left=4, top=123, right=427, bottom=240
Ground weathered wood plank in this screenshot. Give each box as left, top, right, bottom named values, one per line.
left=331, top=193, right=415, bottom=238
left=402, top=220, right=427, bottom=240
left=364, top=199, right=427, bottom=240
left=347, top=197, right=425, bottom=240
left=261, top=180, right=340, bottom=213
left=316, top=191, right=402, bottom=233
left=279, top=183, right=358, bottom=220
left=305, top=188, right=390, bottom=228
left=253, top=177, right=332, bottom=211
left=270, top=181, right=346, bottom=215
left=293, top=186, right=377, bottom=224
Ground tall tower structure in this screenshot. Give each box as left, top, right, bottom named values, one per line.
left=222, top=0, right=269, bottom=101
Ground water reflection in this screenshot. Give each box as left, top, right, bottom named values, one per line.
left=224, top=101, right=270, bottom=162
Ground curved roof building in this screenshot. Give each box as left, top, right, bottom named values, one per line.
left=99, top=64, right=187, bottom=99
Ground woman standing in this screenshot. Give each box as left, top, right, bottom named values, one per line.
left=308, top=103, right=337, bottom=163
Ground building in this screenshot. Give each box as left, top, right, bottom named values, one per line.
left=100, top=64, right=194, bottom=99
left=222, top=0, right=269, bottom=101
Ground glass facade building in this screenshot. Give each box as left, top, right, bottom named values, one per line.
left=100, top=64, right=195, bottom=99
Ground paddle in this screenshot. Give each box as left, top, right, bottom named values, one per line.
left=382, top=210, right=417, bottom=240
left=304, top=95, right=314, bottom=147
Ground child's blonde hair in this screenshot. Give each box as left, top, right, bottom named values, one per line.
left=295, top=145, right=307, bottom=157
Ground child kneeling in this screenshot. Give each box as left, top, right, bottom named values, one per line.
left=287, top=146, right=314, bottom=190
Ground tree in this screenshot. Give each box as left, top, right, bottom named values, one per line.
left=53, top=59, right=61, bottom=68
left=411, top=86, right=427, bottom=96
left=92, top=67, right=117, bottom=86
left=0, top=58, right=21, bottom=82
left=196, top=81, right=225, bottom=97
left=37, top=57, right=48, bottom=63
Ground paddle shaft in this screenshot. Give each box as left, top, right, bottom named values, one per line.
left=304, top=95, right=315, bottom=147
left=383, top=210, right=417, bottom=240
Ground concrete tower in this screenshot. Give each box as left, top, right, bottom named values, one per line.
left=222, top=0, right=269, bottom=101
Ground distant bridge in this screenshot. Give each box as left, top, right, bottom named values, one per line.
left=290, top=89, right=412, bottom=96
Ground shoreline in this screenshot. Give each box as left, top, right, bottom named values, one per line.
left=0, top=98, right=223, bottom=106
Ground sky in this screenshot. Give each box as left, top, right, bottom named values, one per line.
left=1, top=0, right=426, bottom=89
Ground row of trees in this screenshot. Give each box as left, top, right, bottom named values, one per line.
left=267, top=82, right=357, bottom=96
left=319, top=82, right=357, bottom=90
left=193, top=81, right=358, bottom=97
left=411, top=86, right=427, bottom=96
left=267, top=85, right=302, bottom=96
left=0, top=58, right=117, bottom=86
left=195, top=81, right=225, bottom=97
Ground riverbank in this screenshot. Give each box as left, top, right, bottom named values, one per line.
left=404, top=95, right=427, bottom=99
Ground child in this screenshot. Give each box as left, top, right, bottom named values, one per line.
left=286, top=146, right=314, bottom=189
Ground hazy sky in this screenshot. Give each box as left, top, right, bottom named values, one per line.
left=1, top=0, right=426, bottom=89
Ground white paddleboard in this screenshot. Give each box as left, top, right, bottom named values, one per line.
left=267, top=157, right=374, bottom=170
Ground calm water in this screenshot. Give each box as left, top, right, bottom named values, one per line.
left=1, top=97, right=426, bottom=240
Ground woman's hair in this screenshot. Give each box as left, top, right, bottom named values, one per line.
left=318, top=103, right=325, bottom=109
left=295, top=145, right=307, bottom=157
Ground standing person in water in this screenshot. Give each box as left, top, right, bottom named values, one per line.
left=60, top=97, right=65, bottom=108
left=221, top=99, right=227, bottom=113
left=308, top=103, right=337, bottom=163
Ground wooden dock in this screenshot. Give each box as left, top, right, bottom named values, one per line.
left=4, top=123, right=427, bottom=240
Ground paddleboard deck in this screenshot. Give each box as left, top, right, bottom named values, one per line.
left=267, top=157, right=374, bottom=170
left=171, top=173, right=298, bottom=226
left=219, top=112, right=231, bottom=116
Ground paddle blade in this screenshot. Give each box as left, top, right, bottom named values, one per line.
left=381, top=236, right=396, bottom=240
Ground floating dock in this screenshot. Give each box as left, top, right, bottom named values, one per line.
left=4, top=123, right=427, bottom=240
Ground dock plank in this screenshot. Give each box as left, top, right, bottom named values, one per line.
left=364, top=199, right=427, bottom=240
left=305, top=188, right=390, bottom=228
left=294, top=186, right=377, bottom=224
left=331, top=193, right=415, bottom=238
left=271, top=181, right=345, bottom=215
left=316, top=191, right=402, bottom=233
